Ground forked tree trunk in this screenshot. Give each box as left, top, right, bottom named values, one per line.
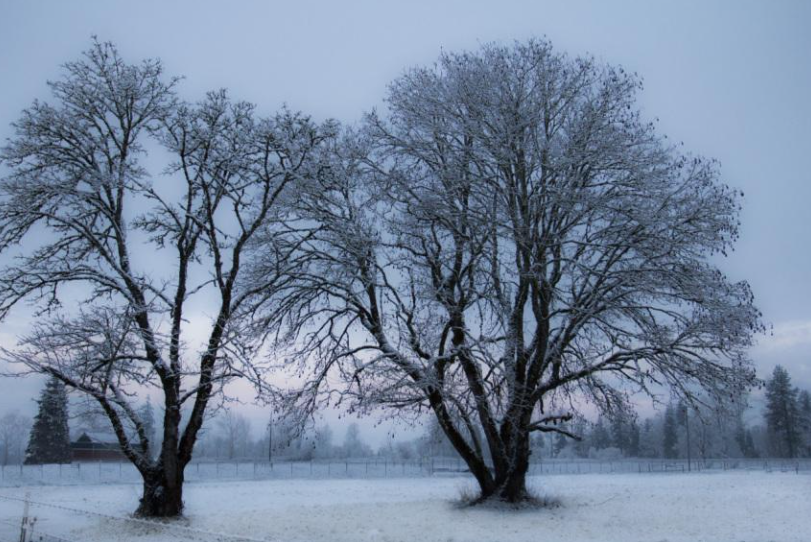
left=477, top=434, right=532, bottom=504
left=135, top=403, right=187, bottom=518
left=136, top=465, right=185, bottom=517
left=438, top=410, right=534, bottom=505
left=494, top=439, right=531, bottom=502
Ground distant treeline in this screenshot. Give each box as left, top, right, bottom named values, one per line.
left=3, top=365, right=809, bottom=465
left=191, top=364, right=811, bottom=462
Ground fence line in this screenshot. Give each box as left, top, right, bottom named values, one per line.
left=0, top=457, right=807, bottom=487
left=0, top=493, right=267, bottom=542
left=0, top=502, right=75, bottom=542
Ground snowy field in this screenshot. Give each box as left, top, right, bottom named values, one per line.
left=1, top=471, right=809, bottom=542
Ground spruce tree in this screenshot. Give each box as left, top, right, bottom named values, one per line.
left=610, top=410, right=631, bottom=454
left=764, top=365, right=800, bottom=458
left=571, top=417, right=589, bottom=457
left=797, top=389, right=811, bottom=457
left=25, top=377, right=71, bottom=464
left=745, top=429, right=759, bottom=458
left=640, top=418, right=657, bottom=458
left=663, top=404, right=678, bottom=459
left=735, top=422, right=750, bottom=457
left=138, top=399, right=156, bottom=458
left=590, top=417, right=612, bottom=450
left=628, top=420, right=641, bottom=457
left=676, top=400, right=692, bottom=463
left=553, top=432, right=567, bottom=457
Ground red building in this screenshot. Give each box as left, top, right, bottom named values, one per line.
left=71, top=432, right=126, bottom=462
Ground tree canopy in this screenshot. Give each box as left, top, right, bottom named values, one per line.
left=254, top=39, right=762, bottom=502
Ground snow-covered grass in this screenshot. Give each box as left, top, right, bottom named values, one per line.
left=1, top=471, right=808, bottom=541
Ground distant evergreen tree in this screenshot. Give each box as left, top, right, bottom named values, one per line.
left=676, top=400, right=693, bottom=462
left=640, top=418, right=658, bottom=458
left=663, top=404, right=678, bottom=459
left=553, top=432, right=567, bottom=457
left=628, top=420, right=641, bottom=457
left=571, top=417, right=589, bottom=457
left=676, top=400, right=689, bottom=427
left=764, top=365, right=801, bottom=457
left=530, top=432, right=545, bottom=457
left=343, top=423, right=372, bottom=458
left=610, top=410, right=631, bottom=454
left=734, top=422, right=750, bottom=457
left=25, top=377, right=71, bottom=464
left=138, top=399, right=156, bottom=457
left=590, top=417, right=611, bottom=450
left=797, top=389, right=811, bottom=457
left=745, top=428, right=759, bottom=458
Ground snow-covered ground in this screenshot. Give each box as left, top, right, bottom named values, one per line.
left=0, top=471, right=808, bottom=542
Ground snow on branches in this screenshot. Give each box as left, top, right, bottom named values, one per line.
left=251, top=39, right=763, bottom=502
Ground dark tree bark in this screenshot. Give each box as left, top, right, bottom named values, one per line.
left=137, top=466, right=185, bottom=518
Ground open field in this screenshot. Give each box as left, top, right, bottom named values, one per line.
left=1, top=470, right=809, bottom=542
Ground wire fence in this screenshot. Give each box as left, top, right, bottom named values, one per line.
left=0, top=493, right=270, bottom=542
left=0, top=456, right=808, bottom=488
left=0, top=494, right=75, bottom=542
left=528, top=457, right=811, bottom=475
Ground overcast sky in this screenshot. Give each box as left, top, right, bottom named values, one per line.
left=0, top=0, right=809, bottom=444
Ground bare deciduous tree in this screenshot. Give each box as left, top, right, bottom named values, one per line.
left=342, top=422, right=372, bottom=458
left=0, top=40, right=330, bottom=516
left=216, top=409, right=252, bottom=460
left=257, top=40, right=762, bottom=503
left=0, top=411, right=31, bottom=466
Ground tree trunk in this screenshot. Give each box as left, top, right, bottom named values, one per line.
left=447, top=423, right=534, bottom=505
left=484, top=435, right=532, bottom=503
left=494, top=455, right=530, bottom=502
left=136, top=466, right=184, bottom=518
left=430, top=394, right=536, bottom=505
left=136, top=410, right=185, bottom=519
